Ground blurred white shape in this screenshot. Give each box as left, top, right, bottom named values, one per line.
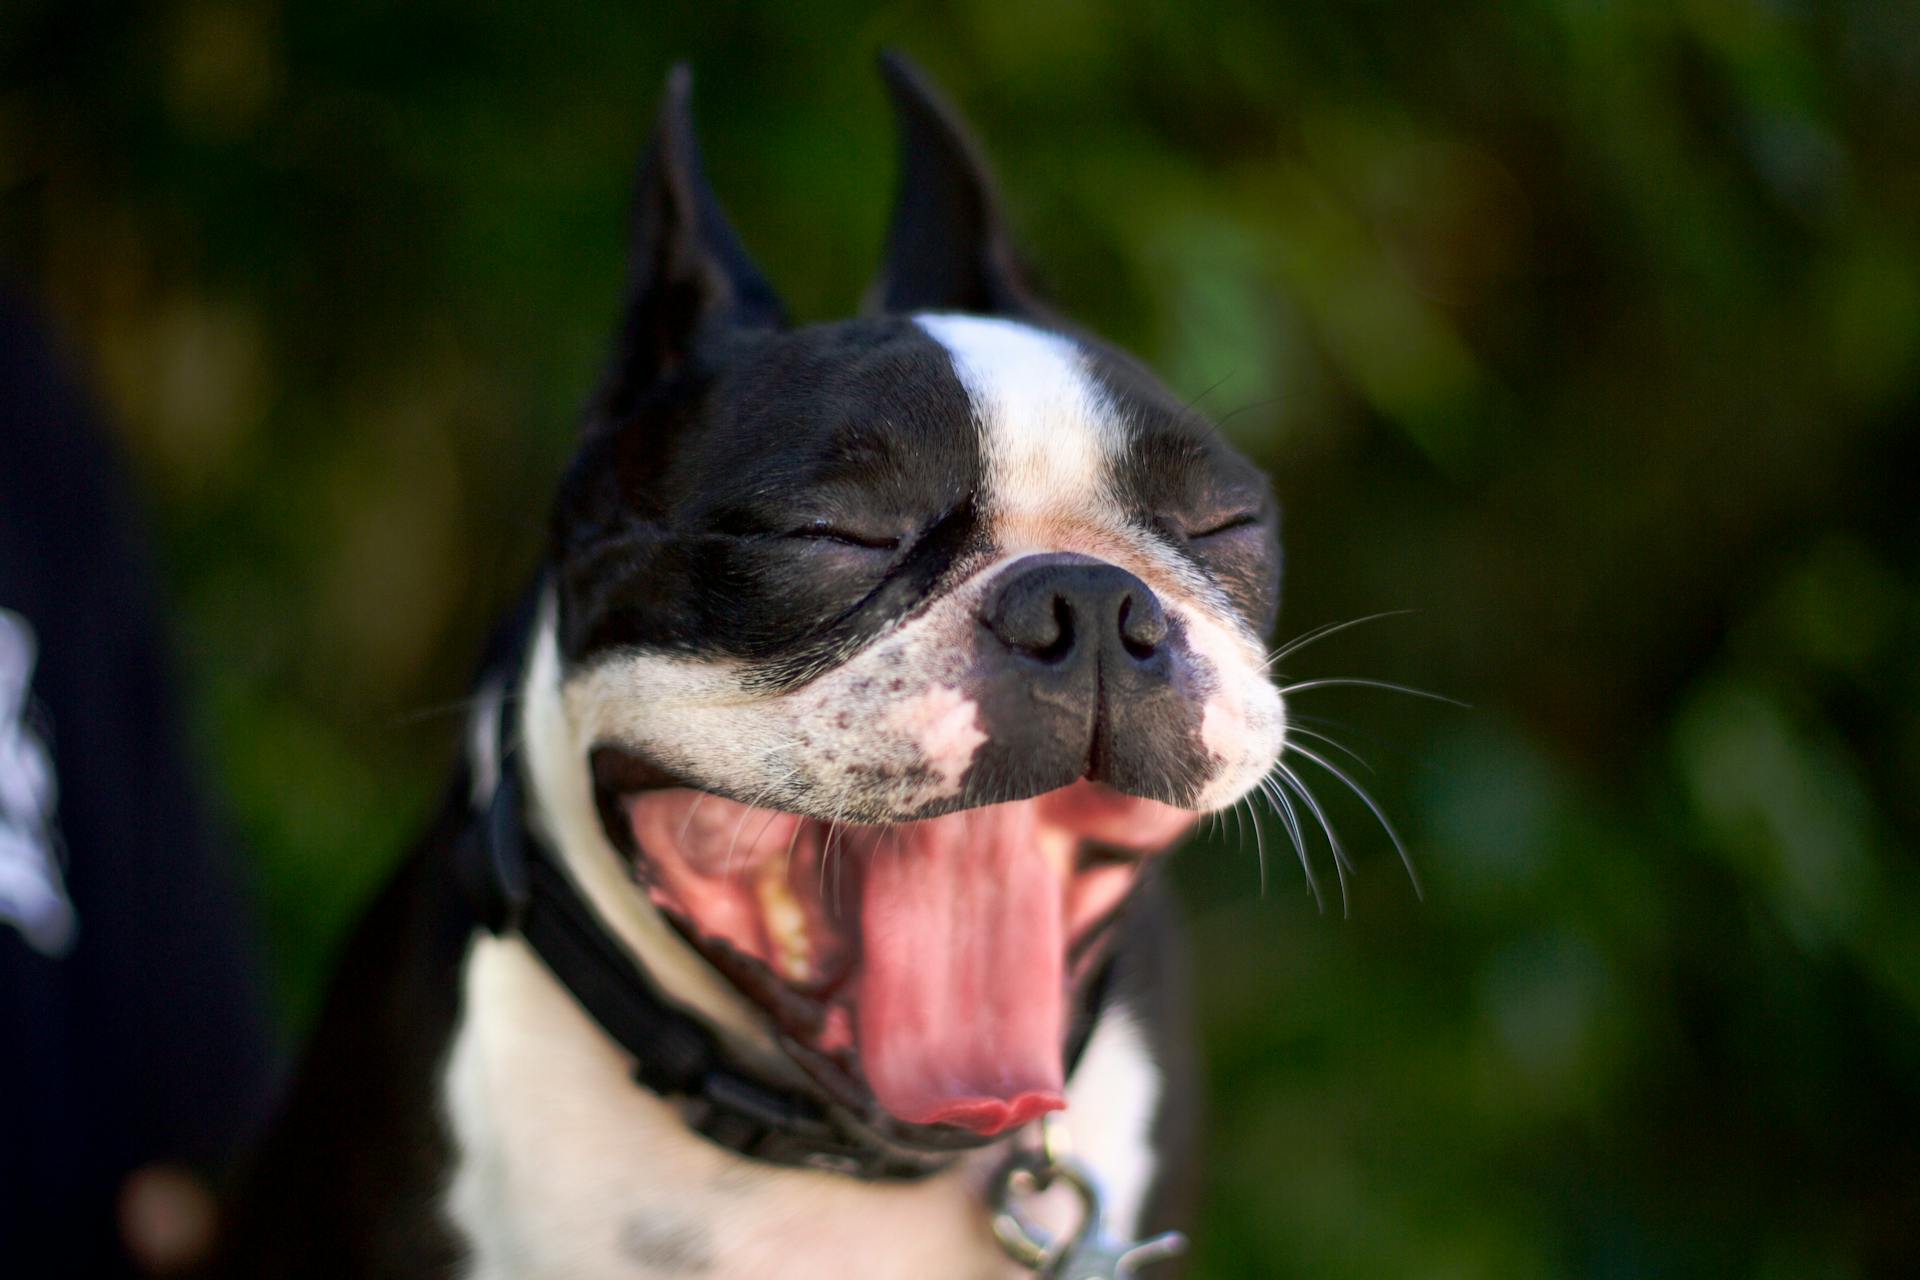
left=0, top=608, right=75, bottom=957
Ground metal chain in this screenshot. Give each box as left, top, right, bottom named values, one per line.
left=989, top=1118, right=1188, bottom=1279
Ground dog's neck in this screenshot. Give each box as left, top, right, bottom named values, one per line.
left=435, top=589, right=1168, bottom=1276
left=442, top=931, right=1164, bottom=1280
left=512, top=591, right=781, bottom=1055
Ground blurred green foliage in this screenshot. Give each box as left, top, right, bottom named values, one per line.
left=6, top=0, right=1920, bottom=1274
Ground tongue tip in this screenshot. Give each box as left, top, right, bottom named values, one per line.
left=912, top=1091, right=1066, bottom=1137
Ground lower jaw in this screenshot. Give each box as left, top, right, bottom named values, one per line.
left=599, top=775, right=1195, bottom=1136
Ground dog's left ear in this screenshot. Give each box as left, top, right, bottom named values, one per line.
left=595, top=64, right=787, bottom=422
left=864, top=50, right=1049, bottom=319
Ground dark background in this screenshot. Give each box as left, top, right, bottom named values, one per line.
left=6, top=1, right=1920, bottom=1274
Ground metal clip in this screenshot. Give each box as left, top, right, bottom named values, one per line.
left=990, top=1120, right=1187, bottom=1279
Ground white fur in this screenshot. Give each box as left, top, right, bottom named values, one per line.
left=0, top=608, right=74, bottom=957
left=564, top=551, right=1282, bottom=826
left=915, top=313, right=1124, bottom=518
left=442, top=935, right=1164, bottom=1279
left=1043, top=1010, right=1162, bottom=1238
left=562, top=316, right=1285, bottom=831
left=917, top=312, right=1284, bottom=808
left=519, top=597, right=772, bottom=1047
left=468, top=674, right=506, bottom=809
left=1183, top=606, right=1288, bottom=812
left=561, top=564, right=1011, bottom=824
left=882, top=684, right=989, bottom=796
left=442, top=601, right=1169, bottom=1276
left=435, top=318, right=1287, bottom=1274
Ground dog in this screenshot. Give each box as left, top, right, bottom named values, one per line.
left=218, top=52, right=1287, bottom=1279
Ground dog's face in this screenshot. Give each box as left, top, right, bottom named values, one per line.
left=533, top=61, right=1284, bottom=1142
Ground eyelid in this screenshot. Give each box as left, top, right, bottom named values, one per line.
left=1189, top=511, right=1262, bottom=538
left=786, top=519, right=901, bottom=551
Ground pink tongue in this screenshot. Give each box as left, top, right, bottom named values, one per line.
left=855, top=803, right=1069, bottom=1136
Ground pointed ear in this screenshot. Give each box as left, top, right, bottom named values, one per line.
left=596, top=65, right=787, bottom=420
left=865, top=50, right=1048, bottom=319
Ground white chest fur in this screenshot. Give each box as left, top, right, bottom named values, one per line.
left=441, top=936, right=1163, bottom=1280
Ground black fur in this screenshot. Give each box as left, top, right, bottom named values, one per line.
left=867, top=50, right=1049, bottom=319
left=555, top=317, right=985, bottom=677
left=215, top=809, right=471, bottom=1276
left=212, top=631, right=1203, bottom=1278
left=219, top=54, right=1270, bottom=1276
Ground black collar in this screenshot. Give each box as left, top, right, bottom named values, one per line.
left=455, top=756, right=1115, bottom=1182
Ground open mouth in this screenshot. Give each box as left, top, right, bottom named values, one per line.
left=591, top=751, right=1196, bottom=1137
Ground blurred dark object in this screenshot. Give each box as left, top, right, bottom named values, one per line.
left=0, top=288, right=271, bottom=1275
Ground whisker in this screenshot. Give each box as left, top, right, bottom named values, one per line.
left=1288, top=711, right=1414, bottom=764
left=676, top=791, right=711, bottom=848
left=1284, top=724, right=1376, bottom=776
left=1256, top=775, right=1320, bottom=912
left=388, top=688, right=525, bottom=728
left=1241, top=794, right=1270, bottom=899
left=832, top=818, right=847, bottom=909
left=818, top=817, right=842, bottom=906
left=722, top=770, right=798, bottom=876
left=1286, top=741, right=1424, bottom=901
left=1274, top=762, right=1352, bottom=917
left=1213, top=395, right=1282, bottom=429
left=1263, top=610, right=1418, bottom=671
left=1182, top=368, right=1239, bottom=415
left=1278, top=677, right=1469, bottom=708
left=723, top=807, right=759, bottom=875
left=662, top=739, right=813, bottom=856
left=781, top=816, right=805, bottom=882
left=749, top=806, right=788, bottom=865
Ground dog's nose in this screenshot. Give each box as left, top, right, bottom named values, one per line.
left=984, top=559, right=1169, bottom=670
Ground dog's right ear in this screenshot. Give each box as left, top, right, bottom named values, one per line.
left=594, top=65, right=787, bottom=422
left=865, top=50, right=1049, bottom=319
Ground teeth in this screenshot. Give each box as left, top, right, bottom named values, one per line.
left=757, top=867, right=813, bottom=983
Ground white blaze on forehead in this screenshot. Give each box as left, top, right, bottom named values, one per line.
left=914, top=313, right=1125, bottom=516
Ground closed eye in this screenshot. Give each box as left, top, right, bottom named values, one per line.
left=785, top=520, right=901, bottom=551
left=1188, top=511, right=1263, bottom=539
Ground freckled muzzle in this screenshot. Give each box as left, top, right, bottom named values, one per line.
left=568, top=544, right=1272, bottom=1139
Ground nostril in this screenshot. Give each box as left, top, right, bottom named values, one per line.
left=985, top=557, right=1168, bottom=670
left=1118, top=592, right=1168, bottom=661
left=1034, top=596, right=1076, bottom=664
left=986, top=570, right=1082, bottom=664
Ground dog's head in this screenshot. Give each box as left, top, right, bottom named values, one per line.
left=523, top=58, right=1285, bottom=1142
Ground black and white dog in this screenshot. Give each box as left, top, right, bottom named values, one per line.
left=221, top=54, right=1286, bottom=1279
